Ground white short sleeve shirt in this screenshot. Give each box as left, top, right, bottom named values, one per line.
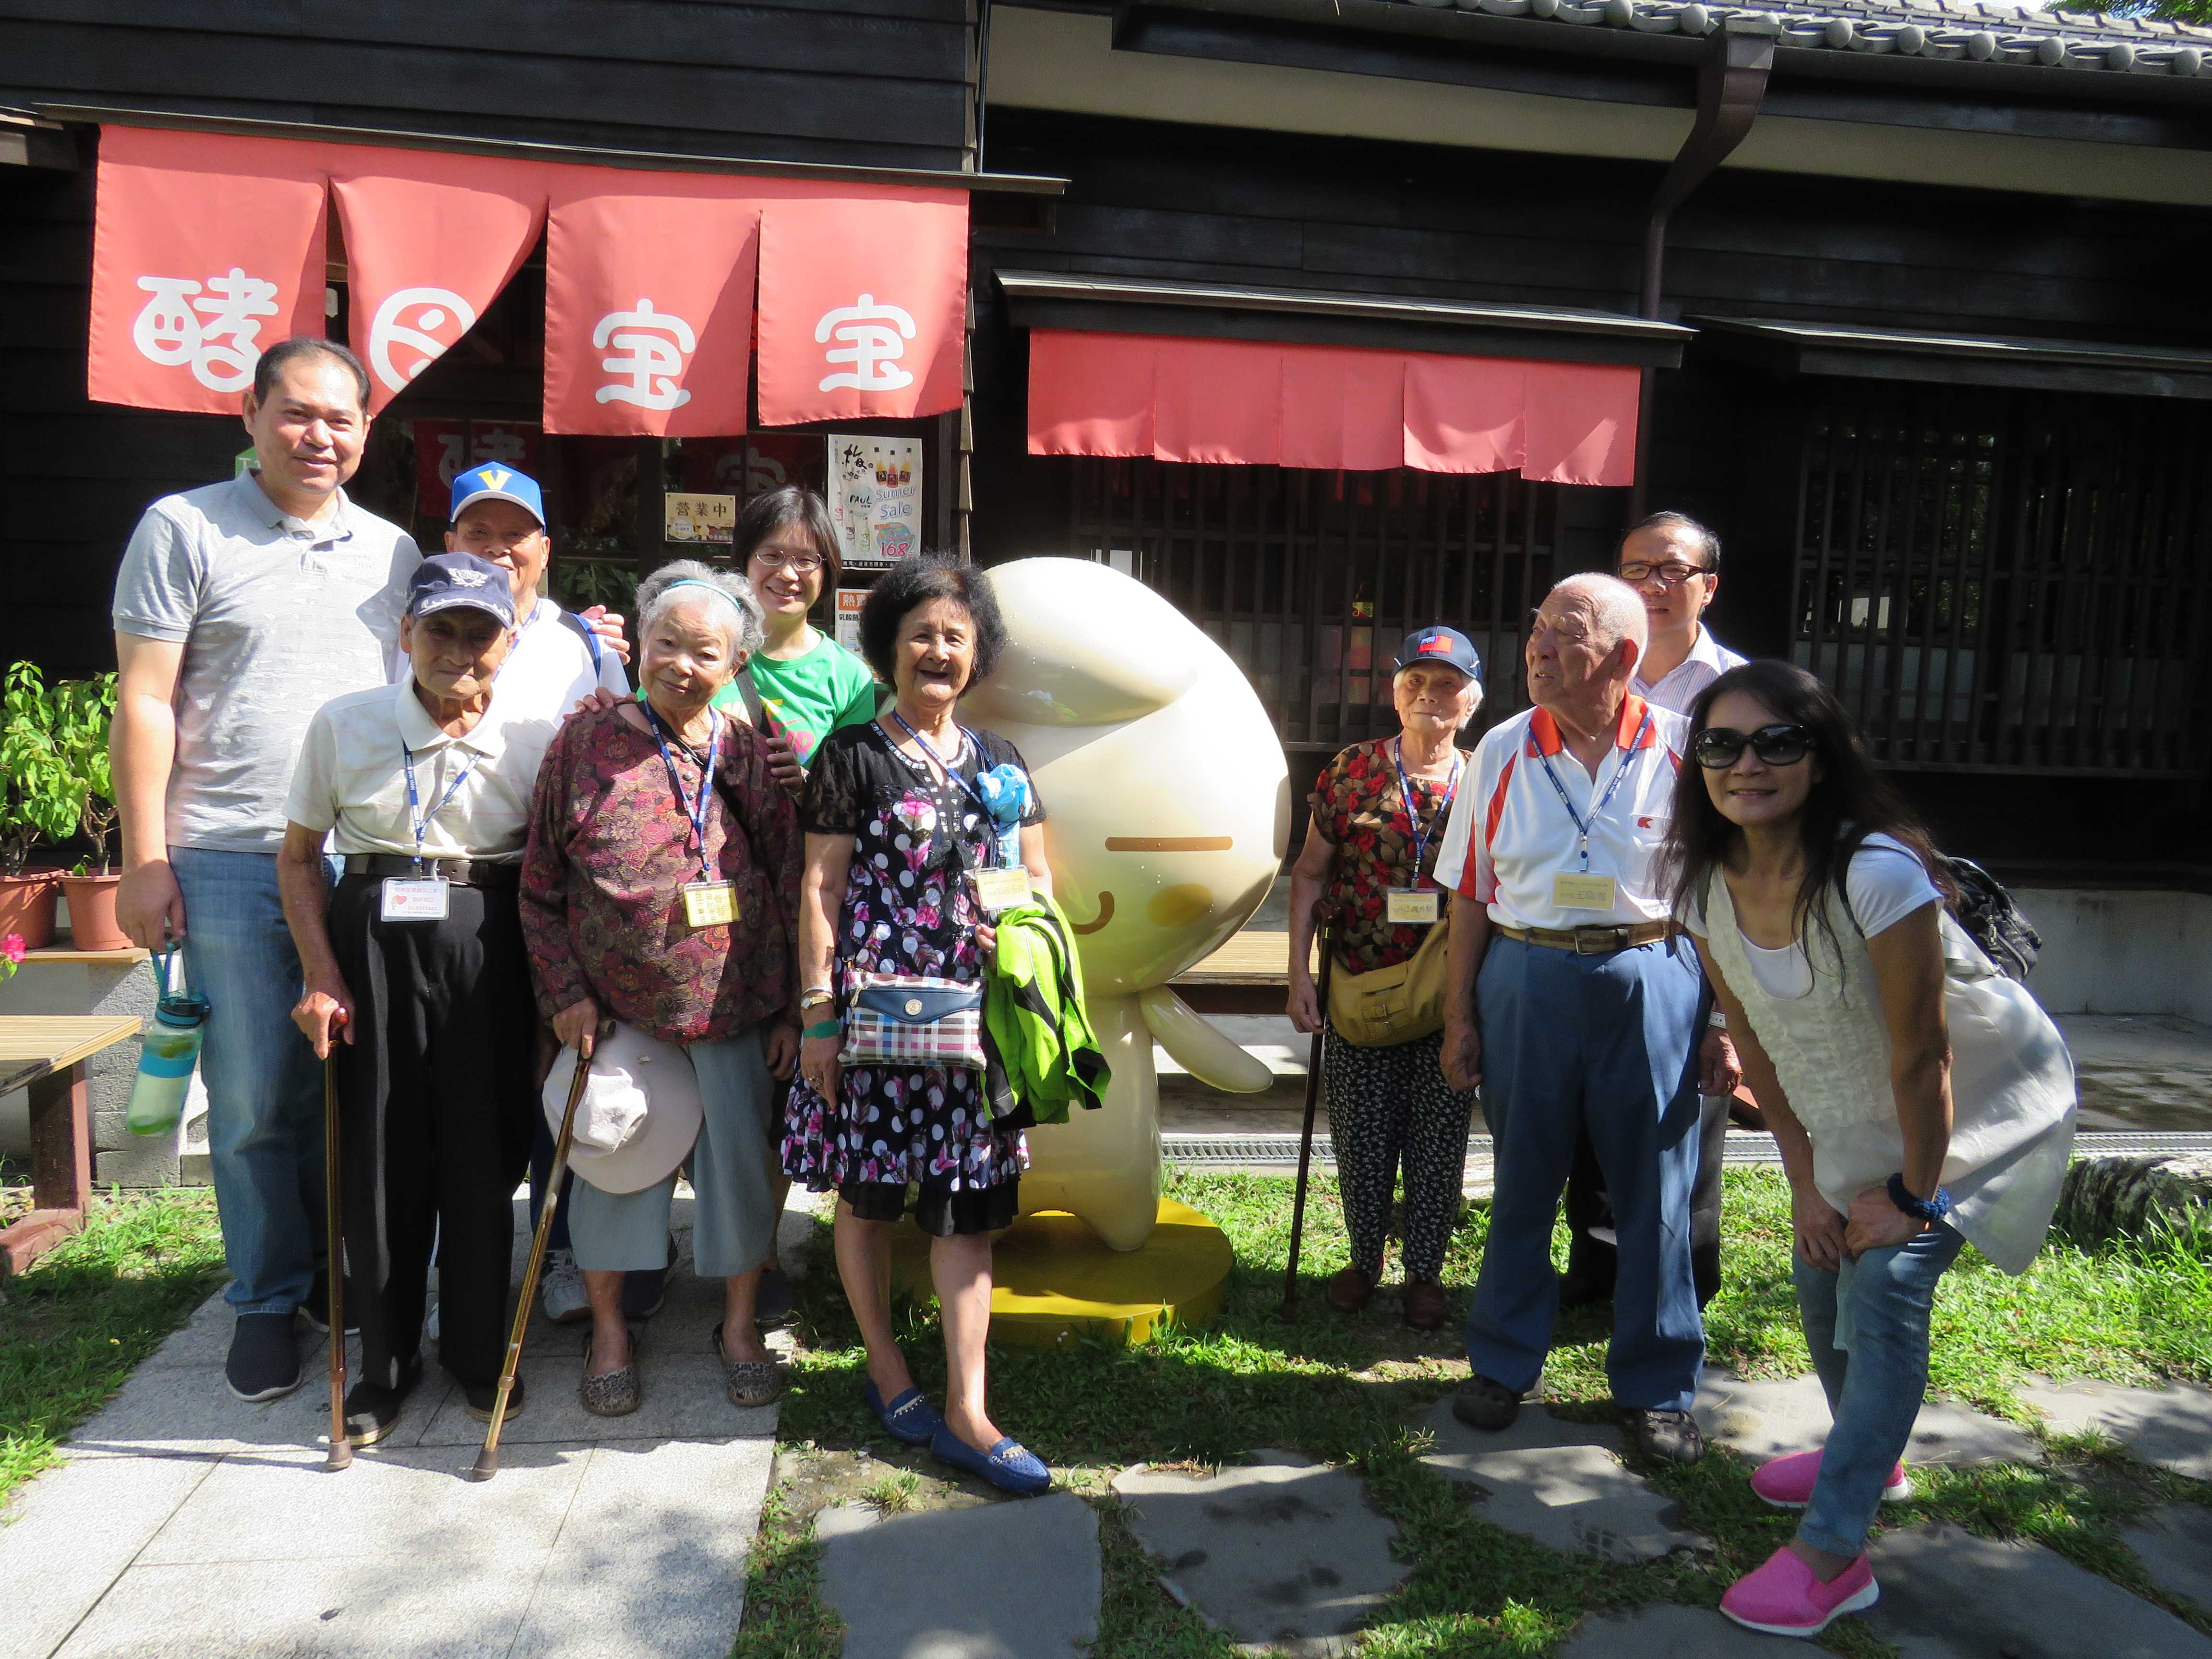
left=1431, top=694, right=1688, bottom=930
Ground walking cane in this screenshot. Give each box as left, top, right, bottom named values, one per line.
left=1281, top=907, right=1337, bottom=1321
left=469, top=1033, right=594, bottom=1482
left=323, top=1054, right=350, bottom=1472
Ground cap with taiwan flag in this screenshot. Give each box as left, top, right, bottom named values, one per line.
left=1392, top=625, right=1483, bottom=685
left=449, top=462, right=545, bottom=528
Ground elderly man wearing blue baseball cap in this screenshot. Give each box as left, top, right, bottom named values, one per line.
left=1287, top=624, right=1485, bottom=1331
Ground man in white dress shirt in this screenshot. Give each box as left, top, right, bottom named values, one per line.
left=1434, top=573, right=1728, bottom=1466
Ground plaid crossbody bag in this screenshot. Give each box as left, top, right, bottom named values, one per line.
left=840, top=973, right=987, bottom=1071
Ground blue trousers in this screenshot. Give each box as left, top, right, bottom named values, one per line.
left=174, top=847, right=330, bottom=1316
left=1466, top=934, right=1706, bottom=1410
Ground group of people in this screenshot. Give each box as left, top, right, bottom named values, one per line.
left=110, top=332, right=2077, bottom=1628
left=1290, top=519, right=2074, bottom=1635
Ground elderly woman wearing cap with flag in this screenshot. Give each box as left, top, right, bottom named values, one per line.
left=1286, top=625, right=1485, bottom=1330
left=280, top=552, right=546, bottom=1447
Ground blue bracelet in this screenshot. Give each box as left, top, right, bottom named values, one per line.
left=1886, top=1173, right=1952, bottom=1224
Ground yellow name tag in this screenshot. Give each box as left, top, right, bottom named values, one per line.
left=970, top=866, right=1033, bottom=916
left=1385, top=889, right=1441, bottom=925
left=682, top=881, right=739, bottom=928
left=1552, top=872, right=1619, bottom=911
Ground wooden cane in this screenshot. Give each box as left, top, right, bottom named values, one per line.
left=468, top=1035, right=594, bottom=1482
left=1281, top=909, right=1337, bottom=1321
left=323, top=1053, right=351, bottom=1472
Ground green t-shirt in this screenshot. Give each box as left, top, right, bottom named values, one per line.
left=710, top=632, right=880, bottom=764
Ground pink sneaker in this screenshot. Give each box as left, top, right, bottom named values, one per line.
left=1749, top=1448, right=1911, bottom=1509
left=1720, top=1545, right=1880, bottom=1637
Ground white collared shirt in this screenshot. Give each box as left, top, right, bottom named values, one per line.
left=1431, top=694, right=1687, bottom=930
left=284, top=680, right=540, bottom=861
left=1632, top=624, right=1746, bottom=715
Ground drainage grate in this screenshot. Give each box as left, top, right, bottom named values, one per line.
left=1161, top=1129, right=2212, bottom=1170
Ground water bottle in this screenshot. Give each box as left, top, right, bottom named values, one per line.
left=127, top=944, right=210, bottom=1138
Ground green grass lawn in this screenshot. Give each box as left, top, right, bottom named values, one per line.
left=0, top=1188, right=227, bottom=1506
left=740, top=1167, right=2212, bottom=1659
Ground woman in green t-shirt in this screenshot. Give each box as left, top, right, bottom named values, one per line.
left=715, top=486, right=881, bottom=788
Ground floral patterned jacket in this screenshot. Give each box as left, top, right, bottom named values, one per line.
left=1309, top=737, right=1466, bottom=975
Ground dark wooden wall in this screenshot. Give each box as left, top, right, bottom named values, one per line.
left=0, top=0, right=972, bottom=171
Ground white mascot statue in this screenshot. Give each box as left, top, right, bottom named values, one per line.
left=961, top=558, right=1290, bottom=1251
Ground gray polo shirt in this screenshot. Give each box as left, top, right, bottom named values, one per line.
left=112, top=471, right=421, bottom=854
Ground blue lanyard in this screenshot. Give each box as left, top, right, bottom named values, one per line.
left=891, top=709, right=993, bottom=814
left=643, top=703, right=722, bottom=882
left=1534, top=711, right=1650, bottom=873
left=399, top=740, right=484, bottom=871
left=1392, top=738, right=1462, bottom=888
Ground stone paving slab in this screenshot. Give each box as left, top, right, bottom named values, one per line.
left=2122, top=1504, right=2212, bottom=1611
left=1112, top=1451, right=1406, bottom=1656
left=1863, top=1521, right=2212, bottom=1659
left=817, top=1490, right=1100, bottom=1659
left=1552, top=1604, right=1796, bottom=1657
left=2019, top=1378, right=2212, bottom=1479
left=1411, top=1399, right=1705, bottom=1564
left=1694, top=1369, right=2042, bottom=1468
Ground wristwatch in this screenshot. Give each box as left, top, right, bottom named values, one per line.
left=1886, top=1173, right=1952, bottom=1225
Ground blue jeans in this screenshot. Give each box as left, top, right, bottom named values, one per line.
left=173, top=847, right=330, bottom=1316
left=1794, top=1220, right=1967, bottom=1557
left=1465, top=934, right=1706, bottom=1411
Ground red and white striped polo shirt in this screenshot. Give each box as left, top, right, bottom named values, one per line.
left=1431, top=693, right=1687, bottom=931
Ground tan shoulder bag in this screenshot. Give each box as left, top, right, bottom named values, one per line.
left=1326, top=914, right=1452, bottom=1048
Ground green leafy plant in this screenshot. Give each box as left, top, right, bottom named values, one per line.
left=0, top=664, right=89, bottom=876
left=53, top=673, right=119, bottom=875
left=556, top=559, right=638, bottom=615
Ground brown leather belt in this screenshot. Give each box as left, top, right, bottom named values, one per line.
left=344, top=853, right=520, bottom=890
left=1497, top=919, right=1677, bottom=955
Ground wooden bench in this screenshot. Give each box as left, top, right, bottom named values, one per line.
left=0, top=1014, right=145, bottom=1276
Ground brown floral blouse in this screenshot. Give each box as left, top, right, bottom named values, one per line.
left=521, top=701, right=801, bottom=1043
left=1309, top=737, right=1467, bottom=975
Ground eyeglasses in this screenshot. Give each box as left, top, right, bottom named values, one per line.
left=1618, top=560, right=1712, bottom=587
left=1693, top=723, right=1815, bottom=769
left=749, top=545, right=826, bottom=576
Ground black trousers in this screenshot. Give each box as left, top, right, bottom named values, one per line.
left=331, top=875, right=537, bottom=1391
left=1563, top=1091, right=1728, bottom=1308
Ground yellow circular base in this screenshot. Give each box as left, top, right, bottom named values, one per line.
left=887, top=1198, right=1233, bottom=1349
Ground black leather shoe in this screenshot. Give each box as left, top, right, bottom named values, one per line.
left=1451, top=1372, right=1523, bottom=1431
left=297, top=1269, right=361, bottom=1337
left=342, top=1358, right=422, bottom=1447
left=225, top=1312, right=302, bottom=1403
left=1623, top=1407, right=1706, bottom=1466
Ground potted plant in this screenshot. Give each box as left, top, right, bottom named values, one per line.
left=52, top=673, right=128, bottom=951
left=0, top=662, right=85, bottom=948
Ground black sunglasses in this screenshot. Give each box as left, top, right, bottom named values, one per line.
left=1693, top=723, right=1815, bottom=769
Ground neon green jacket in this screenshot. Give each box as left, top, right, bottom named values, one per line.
left=984, top=892, right=1109, bottom=1126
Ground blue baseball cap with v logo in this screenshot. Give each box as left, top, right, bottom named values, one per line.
left=449, top=462, right=545, bottom=528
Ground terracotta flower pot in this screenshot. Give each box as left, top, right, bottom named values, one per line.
left=60, top=872, right=131, bottom=952
left=0, top=868, right=61, bottom=950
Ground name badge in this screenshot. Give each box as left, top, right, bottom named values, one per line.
left=380, top=877, right=450, bottom=922
left=1552, top=872, right=1619, bottom=911
left=970, top=866, right=1033, bottom=916
left=1385, top=888, right=1441, bottom=926
left=682, top=881, right=739, bottom=928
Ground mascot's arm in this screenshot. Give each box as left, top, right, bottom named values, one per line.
left=1138, top=985, right=1273, bottom=1093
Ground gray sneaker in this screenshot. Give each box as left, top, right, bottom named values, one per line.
left=541, top=1249, right=589, bottom=1324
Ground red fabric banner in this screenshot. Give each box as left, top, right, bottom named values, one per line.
left=541, top=177, right=760, bottom=436
left=1523, top=360, right=1641, bottom=486
left=755, top=193, right=968, bottom=426
left=1026, top=331, right=1156, bottom=460
left=88, top=127, right=330, bottom=415
left=1280, top=348, right=1405, bottom=473
left=1400, top=355, right=1526, bottom=477
left=414, top=418, right=541, bottom=521
left=333, top=154, right=550, bottom=413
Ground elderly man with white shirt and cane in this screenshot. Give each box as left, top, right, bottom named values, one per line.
left=1433, top=572, right=1735, bottom=1466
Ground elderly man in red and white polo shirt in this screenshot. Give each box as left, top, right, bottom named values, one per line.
left=1433, top=572, right=1732, bottom=1467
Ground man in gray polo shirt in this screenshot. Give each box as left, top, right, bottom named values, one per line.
left=110, top=338, right=421, bottom=1403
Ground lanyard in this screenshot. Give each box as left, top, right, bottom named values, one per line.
left=1534, top=711, right=1650, bottom=873
left=643, top=703, right=722, bottom=882
left=1393, top=738, right=1462, bottom=887
left=399, top=740, right=484, bottom=871
left=889, top=710, right=1000, bottom=857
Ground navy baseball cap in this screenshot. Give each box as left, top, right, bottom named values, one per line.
left=406, top=553, right=517, bottom=627
left=1393, top=626, right=1483, bottom=685
left=449, top=462, right=545, bottom=527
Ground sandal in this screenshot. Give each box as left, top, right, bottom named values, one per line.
left=713, top=1322, right=787, bottom=1408
left=579, top=1326, right=641, bottom=1418
left=865, top=1379, right=946, bottom=1446
left=929, top=1426, right=1051, bottom=1496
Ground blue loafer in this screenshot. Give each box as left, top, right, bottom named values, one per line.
left=864, top=1381, right=945, bottom=1447
left=930, top=1427, right=1051, bottom=1496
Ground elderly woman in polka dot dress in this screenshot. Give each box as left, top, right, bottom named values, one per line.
left=1287, top=626, right=1486, bottom=1330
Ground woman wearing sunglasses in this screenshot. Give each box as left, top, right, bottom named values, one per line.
left=1666, top=661, right=2074, bottom=1638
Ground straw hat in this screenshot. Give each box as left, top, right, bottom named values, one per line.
left=542, top=1023, right=702, bottom=1195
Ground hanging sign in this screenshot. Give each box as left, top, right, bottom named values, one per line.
left=828, top=435, right=922, bottom=567
left=835, top=588, right=867, bottom=653
left=665, top=492, right=737, bottom=544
